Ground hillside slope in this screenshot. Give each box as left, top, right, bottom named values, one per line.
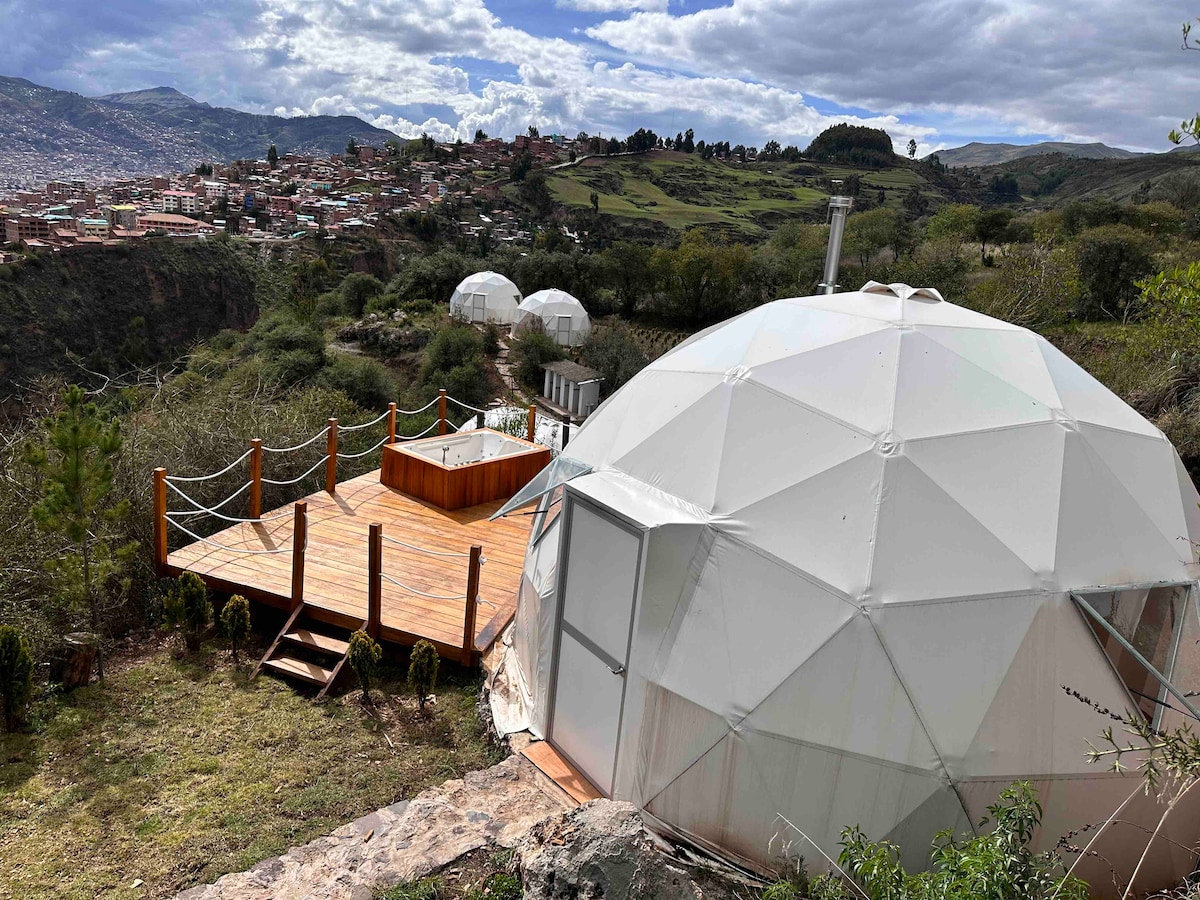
left=934, top=141, right=1144, bottom=167
left=542, top=151, right=945, bottom=237
left=0, top=75, right=395, bottom=181
left=0, top=238, right=259, bottom=398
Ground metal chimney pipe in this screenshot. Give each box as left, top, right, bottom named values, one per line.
left=820, top=187, right=854, bottom=295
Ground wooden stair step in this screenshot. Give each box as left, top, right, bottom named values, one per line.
left=262, top=655, right=333, bottom=686
left=284, top=628, right=350, bottom=656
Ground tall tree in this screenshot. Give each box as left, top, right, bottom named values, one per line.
left=527, top=124, right=540, bottom=138
left=345, top=137, right=359, bottom=157
left=267, top=144, right=279, bottom=168
left=473, top=127, right=488, bottom=143
left=25, top=386, right=134, bottom=681
left=907, top=138, right=918, bottom=159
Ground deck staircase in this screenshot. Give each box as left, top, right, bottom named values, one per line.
left=251, top=603, right=363, bottom=699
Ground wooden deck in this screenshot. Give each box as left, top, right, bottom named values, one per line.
left=165, top=470, right=534, bottom=662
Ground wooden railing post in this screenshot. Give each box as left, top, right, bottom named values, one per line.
left=476, top=410, right=485, bottom=430
left=461, top=545, right=482, bottom=666
left=325, top=418, right=338, bottom=494
left=561, top=412, right=571, bottom=447
left=438, top=389, right=447, bottom=436
left=290, top=501, right=308, bottom=609
left=386, top=402, right=397, bottom=445
left=153, top=467, right=168, bottom=577
left=249, top=438, right=263, bottom=519
left=367, top=523, right=382, bottom=639
left=526, top=404, right=537, bottom=443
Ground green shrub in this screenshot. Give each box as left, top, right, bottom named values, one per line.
left=408, top=639, right=439, bottom=709
left=422, top=323, right=484, bottom=381
left=482, top=322, right=502, bottom=355
left=1073, top=224, right=1154, bottom=322
left=510, top=329, right=565, bottom=388
left=580, top=321, right=649, bottom=396
left=164, top=571, right=212, bottom=653
left=478, top=872, right=521, bottom=900
left=348, top=630, right=382, bottom=701
left=0, top=624, right=33, bottom=732
left=365, top=292, right=400, bottom=316
left=220, top=594, right=251, bottom=663
left=442, top=359, right=491, bottom=410
left=320, top=354, right=397, bottom=411
left=375, top=877, right=442, bottom=900
left=835, top=781, right=1087, bottom=900
left=341, top=273, right=385, bottom=317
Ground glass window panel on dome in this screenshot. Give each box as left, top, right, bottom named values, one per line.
left=1072, top=585, right=1191, bottom=727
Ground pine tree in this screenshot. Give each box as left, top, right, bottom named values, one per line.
left=267, top=144, right=279, bottom=169
left=25, top=385, right=133, bottom=681
left=0, top=625, right=33, bottom=733
left=165, top=571, right=211, bottom=653
left=408, top=639, right=439, bottom=710
left=221, top=594, right=251, bottom=662
left=348, top=630, right=382, bottom=702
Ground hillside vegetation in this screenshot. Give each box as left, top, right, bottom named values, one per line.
left=0, top=238, right=261, bottom=399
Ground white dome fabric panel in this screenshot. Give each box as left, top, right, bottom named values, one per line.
left=515, top=288, right=591, bottom=346
left=449, top=271, right=522, bottom=324
left=504, top=284, right=1200, bottom=890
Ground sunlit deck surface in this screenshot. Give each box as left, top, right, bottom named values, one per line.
left=166, top=470, right=533, bottom=660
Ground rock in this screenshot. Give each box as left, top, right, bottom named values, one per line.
left=519, top=800, right=741, bottom=900
left=173, top=754, right=570, bottom=900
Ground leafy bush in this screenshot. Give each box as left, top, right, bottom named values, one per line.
left=320, top=353, right=397, bottom=411
left=408, top=639, right=439, bottom=709
left=1073, top=224, right=1155, bottom=322
left=510, top=329, right=565, bottom=389
left=964, top=241, right=1079, bottom=328
left=422, top=323, right=484, bottom=381
left=580, top=321, right=649, bottom=395
left=828, top=781, right=1087, bottom=900
left=341, top=273, right=385, bottom=317
left=0, top=624, right=33, bottom=732
left=482, top=323, right=502, bottom=355
left=348, top=630, right=382, bottom=702
left=164, top=571, right=212, bottom=653
left=220, top=594, right=251, bottom=662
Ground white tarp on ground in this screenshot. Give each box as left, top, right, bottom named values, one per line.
left=515, top=288, right=591, bottom=346
left=449, top=271, right=522, bottom=324
left=496, top=282, right=1200, bottom=895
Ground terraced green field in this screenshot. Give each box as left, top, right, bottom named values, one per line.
left=544, top=151, right=936, bottom=236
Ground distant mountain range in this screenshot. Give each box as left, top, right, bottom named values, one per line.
left=930, top=141, right=1147, bottom=168
left=0, top=76, right=396, bottom=183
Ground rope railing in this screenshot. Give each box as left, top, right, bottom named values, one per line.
left=262, top=454, right=330, bottom=487
left=164, top=517, right=296, bottom=555
left=396, top=420, right=439, bottom=441
left=165, top=447, right=254, bottom=483
left=396, top=397, right=440, bottom=415
left=165, top=480, right=292, bottom=524
left=380, top=533, right=472, bottom=558
left=379, top=571, right=468, bottom=601
left=336, top=435, right=389, bottom=460
left=263, top=426, right=330, bottom=454
left=445, top=394, right=490, bottom=415
left=339, top=409, right=391, bottom=433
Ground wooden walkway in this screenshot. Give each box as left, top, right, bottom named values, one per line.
left=165, top=470, right=534, bottom=662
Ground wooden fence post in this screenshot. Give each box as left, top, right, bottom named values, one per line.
left=153, top=467, right=168, bottom=577
left=438, top=389, right=447, bottom=436
left=461, top=545, right=482, bottom=666
left=368, top=523, right=382, bottom=639
left=476, top=410, right=485, bottom=430
left=249, top=438, right=263, bottom=519
left=526, top=405, right=537, bottom=443
left=291, top=501, right=308, bottom=609
left=386, top=402, right=397, bottom=445
left=561, top=412, right=571, bottom=447
left=325, top=418, right=338, bottom=494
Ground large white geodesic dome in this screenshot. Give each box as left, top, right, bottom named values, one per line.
left=450, top=271, right=522, bottom=324
left=515, top=288, right=591, bottom=346
left=493, top=282, right=1200, bottom=893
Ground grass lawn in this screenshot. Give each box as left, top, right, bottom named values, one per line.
left=0, top=638, right=504, bottom=900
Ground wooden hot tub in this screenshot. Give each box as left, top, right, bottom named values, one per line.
left=381, top=428, right=552, bottom=510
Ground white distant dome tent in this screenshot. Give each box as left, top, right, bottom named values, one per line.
left=449, top=271, right=522, bottom=324
left=515, top=288, right=591, bottom=346
left=491, top=282, right=1200, bottom=895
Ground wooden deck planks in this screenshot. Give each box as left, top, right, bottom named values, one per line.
left=522, top=740, right=603, bottom=804
left=166, top=470, right=533, bottom=656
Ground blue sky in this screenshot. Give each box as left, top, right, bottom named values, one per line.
left=1, top=0, right=1197, bottom=154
